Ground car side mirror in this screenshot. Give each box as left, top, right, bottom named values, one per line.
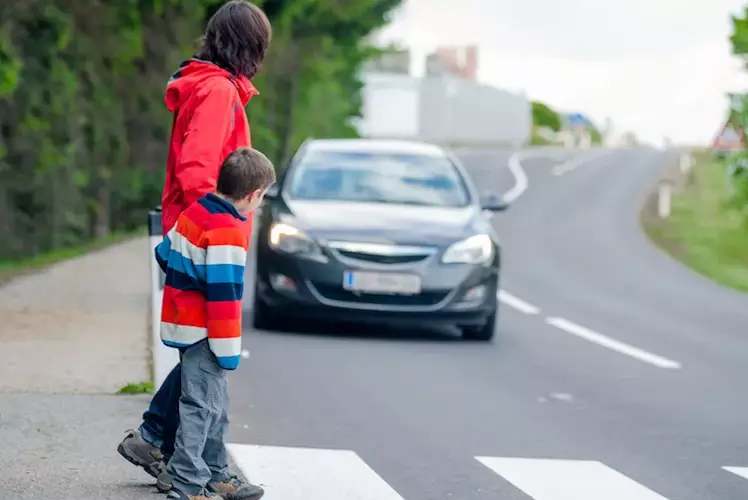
left=265, top=183, right=280, bottom=200
left=480, top=192, right=510, bottom=212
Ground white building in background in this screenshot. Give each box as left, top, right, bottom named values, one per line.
left=356, top=47, right=532, bottom=147
left=358, top=72, right=420, bottom=139
left=419, top=75, right=530, bottom=147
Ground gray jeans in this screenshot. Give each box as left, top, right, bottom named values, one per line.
left=166, top=339, right=231, bottom=495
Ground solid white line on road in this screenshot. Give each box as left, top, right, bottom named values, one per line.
left=227, top=444, right=406, bottom=500
left=498, top=290, right=540, bottom=315
left=476, top=457, right=671, bottom=500
left=503, top=152, right=529, bottom=203
left=551, top=151, right=609, bottom=176
left=545, top=317, right=681, bottom=369
left=723, top=466, right=748, bottom=481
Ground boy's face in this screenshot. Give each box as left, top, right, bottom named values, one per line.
left=237, top=185, right=271, bottom=214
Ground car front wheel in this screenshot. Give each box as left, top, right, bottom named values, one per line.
left=461, top=310, right=497, bottom=341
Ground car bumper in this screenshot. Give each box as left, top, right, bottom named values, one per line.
left=254, top=251, right=499, bottom=327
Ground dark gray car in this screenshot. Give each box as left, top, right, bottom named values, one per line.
left=252, top=139, right=508, bottom=340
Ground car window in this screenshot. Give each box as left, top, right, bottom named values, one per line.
left=286, top=150, right=471, bottom=207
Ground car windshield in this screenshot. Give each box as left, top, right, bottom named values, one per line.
left=286, top=150, right=471, bottom=207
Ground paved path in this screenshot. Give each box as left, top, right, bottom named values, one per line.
left=0, top=394, right=152, bottom=500
left=0, top=237, right=150, bottom=393
left=0, top=237, right=156, bottom=498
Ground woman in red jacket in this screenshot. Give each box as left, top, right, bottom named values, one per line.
left=118, top=2, right=270, bottom=499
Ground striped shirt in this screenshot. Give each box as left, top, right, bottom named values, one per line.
left=155, top=193, right=249, bottom=370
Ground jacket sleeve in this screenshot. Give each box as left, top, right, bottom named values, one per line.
left=203, top=226, right=249, bottom=370
left=154, top=225, right=175, bottom=273
left=177, top=84, right=237, bottom=207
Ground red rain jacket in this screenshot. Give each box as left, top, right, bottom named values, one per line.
left=161, top=59, right=258, bottom=235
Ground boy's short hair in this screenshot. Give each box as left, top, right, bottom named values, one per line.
left=196, top=1, right=272, bottom=79
left=217, top=148, right=276, bottom=200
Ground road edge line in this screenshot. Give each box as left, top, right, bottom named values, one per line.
left=545, top=316, right=682, bottom=369
left=498, top=290, right=540, bottom=315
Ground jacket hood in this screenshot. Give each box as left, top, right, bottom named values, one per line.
left=164, top=58, right=259, bottom=113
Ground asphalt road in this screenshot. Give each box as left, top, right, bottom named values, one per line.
left=231, top=147, right=748, bottom=500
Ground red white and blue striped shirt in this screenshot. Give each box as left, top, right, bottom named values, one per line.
left=155, top=193, right=249, bottom=370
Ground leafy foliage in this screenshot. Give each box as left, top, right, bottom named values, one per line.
left=731, top=6, right=748, bottom=59
left=531, top=101, right=561, bottom=132
left=0, top=0, right=401, bottom=260
left=727, top=9, right=748, bottom=226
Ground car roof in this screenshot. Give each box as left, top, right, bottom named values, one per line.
left=304, top=138, right=447, bottom=157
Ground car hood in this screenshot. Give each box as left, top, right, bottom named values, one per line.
left=284, top=200, right=484, bottom=246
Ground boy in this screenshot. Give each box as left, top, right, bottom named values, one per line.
left=155, top=148, right=276, bottom=500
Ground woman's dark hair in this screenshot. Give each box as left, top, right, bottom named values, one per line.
left=196, top=1, right=271, bottom=79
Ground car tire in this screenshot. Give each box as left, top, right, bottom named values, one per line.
left=461, top=310, right=497, bottom=341
left=252, top=293, right=278, bottom=331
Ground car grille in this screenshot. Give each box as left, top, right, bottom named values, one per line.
left=335, top=249, right=429, bottom=265
left=311, top=283, right=449, bottom=307
left=326, top=241, right=436, bottom=266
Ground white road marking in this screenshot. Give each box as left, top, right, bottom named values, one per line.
left=503, top=152, right=529, bottom=203
left=498, top=289, right=540, bottom=315
left=227, top=444, right=405, bottom=500
left=723, top=466, right=748, bottom=481
left=545, top=317, right=681, bottom=369
left=476, top=457, right=671, bottom=499
left=551, top=151, right=610, bottom=176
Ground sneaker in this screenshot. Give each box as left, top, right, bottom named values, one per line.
left=208, top=475, right=265, bottom=500
left=117, top=429, right=166, bottom=478
left=166, top=489, right=222, bottom=500
left=156, top=469, right=174, bottom=493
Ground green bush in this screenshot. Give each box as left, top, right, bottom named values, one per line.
left=0, top=0, right=401, bottom=261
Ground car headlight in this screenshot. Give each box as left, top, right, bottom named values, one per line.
left=442, top=234, right=494, bottom=265
left=268, top=222, right=326, bottom=260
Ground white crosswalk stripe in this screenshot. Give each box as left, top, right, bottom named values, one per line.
left=227, top=443, right=406, bottom=500
left=476, top=457, right=671, bottom=499
left=723, top=466, right=748, bottom=481
left=227, top=443, right=748, bottom=500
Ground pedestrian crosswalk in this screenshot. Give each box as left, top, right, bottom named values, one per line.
left=476, top=457, right=669, bottom=499
left=227, top=443, right=748, bottom=500
left=227, top=444, right=405, bottom=499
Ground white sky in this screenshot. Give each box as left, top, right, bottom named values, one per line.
left=375, top=0, right=748, bottom=146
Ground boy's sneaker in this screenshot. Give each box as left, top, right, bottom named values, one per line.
left=166, top=489, right=221, bottom=500
left=157, top=469, right=174, bottom=493
left=208, top=475, right=265, bottom=500
left=117, top=429, right=166, bottom=478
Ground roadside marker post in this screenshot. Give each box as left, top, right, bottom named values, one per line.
left=148, top=208, right=179, bottom=390
left=679, top=153, right=693, bottom=174
left=657, top=180, right=673, bottom=218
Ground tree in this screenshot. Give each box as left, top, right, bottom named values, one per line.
left=728, top=7, right=748, bottom=227
left=0, top=0, right=402, bottom=260
left=531, top=100, right=561, bottom=132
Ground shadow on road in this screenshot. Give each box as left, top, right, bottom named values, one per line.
left=243, top=313, right=466, bottom=344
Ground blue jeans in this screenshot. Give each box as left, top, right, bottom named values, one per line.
left=167, top=339, right=230, bottom=494
left=139, top=363, right=181, bottom=459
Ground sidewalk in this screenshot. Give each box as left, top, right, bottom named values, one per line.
left=0, top=237, right=151, bottom=394
left=0, top=237, right=157, bottom=499
left=0, top=393, right=154, bottom=499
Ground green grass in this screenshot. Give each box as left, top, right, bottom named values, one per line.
left=118, top=381, right=154, bottom=395
left=0, top=227, right=146, bottom=284
left=642, top=153, right=748, bottom=293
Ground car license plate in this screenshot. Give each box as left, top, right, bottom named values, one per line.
left=343, top=271, right=421, bottom=295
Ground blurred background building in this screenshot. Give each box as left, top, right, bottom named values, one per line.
left=358, top=45, right=531, bottom=147
left=425, top=45, right=478, bottom=81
